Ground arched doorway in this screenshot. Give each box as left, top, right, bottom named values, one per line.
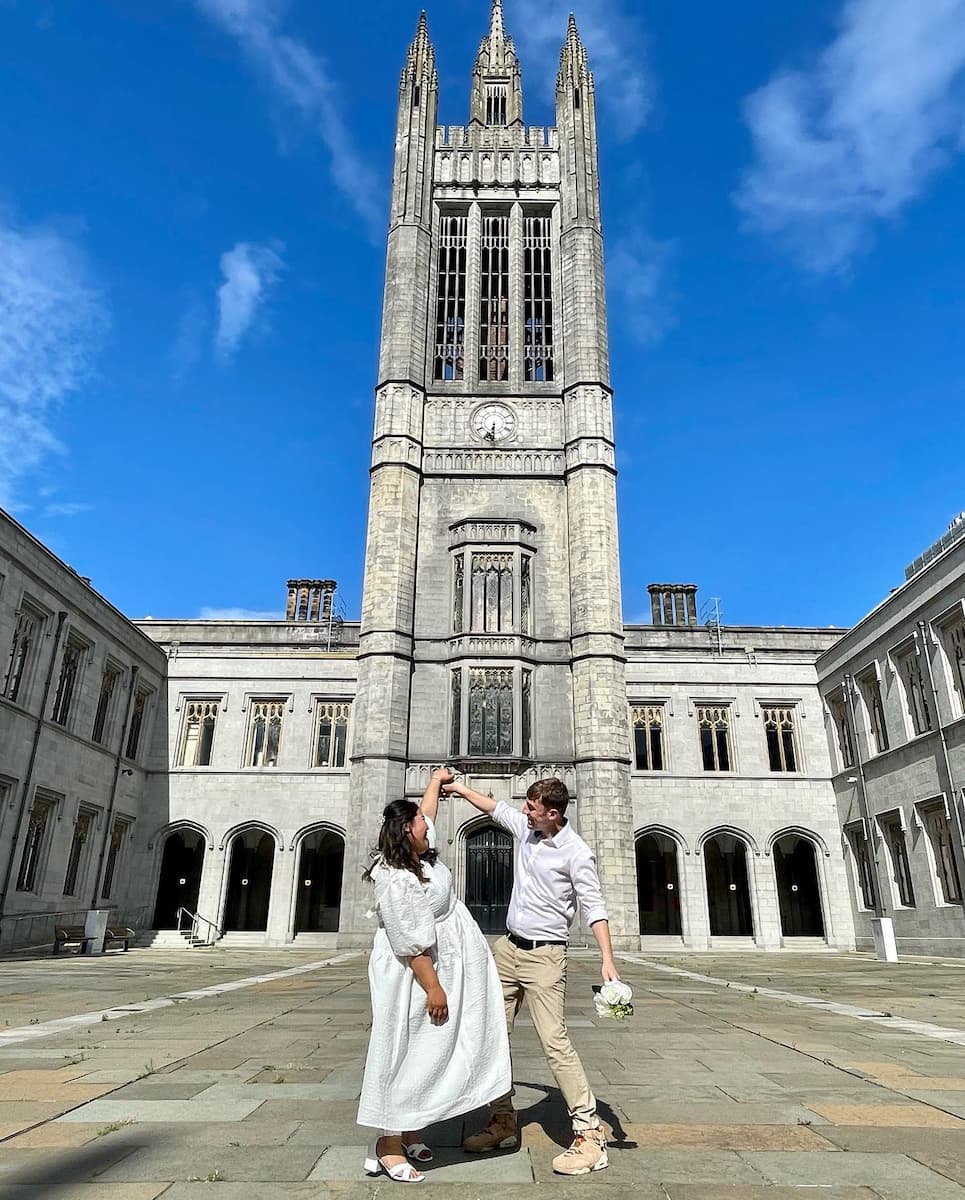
left=152, top=829, right=205, bottom=929
left=704, top=833, right=754, bottom=937
left=223, top=830, right=275, bottom=932
left=635, top=832, right=682, bottom=935
left=294, top=829, right=345, bottom=933
left=774, top=834, right=825, bottom=938
left=465, top=824, right=514, bottom=934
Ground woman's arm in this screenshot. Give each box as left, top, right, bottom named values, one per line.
left=410, top=950, right=448, bottom=1023
left=420, top=766, right=454, bottom=823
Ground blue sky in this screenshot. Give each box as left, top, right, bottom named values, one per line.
left=1, top=0, right=964, bottom=627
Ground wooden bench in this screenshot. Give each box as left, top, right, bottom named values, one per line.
left=53, top=925, right=135, bottom=955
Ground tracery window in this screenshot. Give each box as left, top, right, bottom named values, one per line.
left=896, top=645, right=932, bottom=736
left=471, top=553, right=513, bottom=632
left=479, top=212, right=510, bottom=381
left=51, top=636, right=85, bottom=727
left=16, top=795, right=55, bottom=893
left=939, top=615, right=965, bottom=717
left=92, top=664, right=121, bottom=745
left=845, top=823, right=876, bottom=910
left=125, top=688, right=150, bottom=760
left=920, top=801, right=961, bottom=904
left=247, top=700, right=285, bottom=767
left=3, top=605, right=42, bottom=704
left=63, top=808, right=95, bottom=896
left=857, top=669, right=889, bottom=754
left=179, top=700, right=220, bottom=766
left=452, top=549, right=533, bottom=636
left=762, top=704, right=798, bottom=773
left=434, top=213, right=467, bottom=381
left=313, top=701, right=351, bottom=768
left=523, top=213, right=554, bottom=382
left=101, top=818, right=129, bottom=900
left=880, top=814, right=914, bottom=907
left=631, top=705, right=665, bottom=771
left=829, top=693, right=854, bottom=769
left=486, top=83, right=508, bottom=126
left=696, top=705, right=731, bottom=772
left=450, top=665, right=532, bottom=759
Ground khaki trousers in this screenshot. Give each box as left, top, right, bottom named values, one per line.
left=490, top=935, right=597, bottom=1132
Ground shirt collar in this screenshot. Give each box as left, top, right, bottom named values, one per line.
left=536, top=819, right=571, bottom=848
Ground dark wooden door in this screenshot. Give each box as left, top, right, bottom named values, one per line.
left=466, top=826, right=514, bottom=933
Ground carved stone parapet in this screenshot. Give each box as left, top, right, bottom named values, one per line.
left=565, top=438, right=616, bottom=471
left=449, top=518, right=537, bottom=549
left=514, top=762, right=577, bottom=796
left=424, top=448, right=565, bottom=476
left=447, top=634, right=538, bottom=659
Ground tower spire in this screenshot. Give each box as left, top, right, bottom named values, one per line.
left=558, top=11, right=592, bottom=93
left=470, top=0, right=523, bottom=125
left=401, top=9, right=436, bottom=91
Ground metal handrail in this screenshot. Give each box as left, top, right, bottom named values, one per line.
left=175, top=907, right=222, bottom=945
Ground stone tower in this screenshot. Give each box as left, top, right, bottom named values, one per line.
left=341, top=2, right=637, bottom=946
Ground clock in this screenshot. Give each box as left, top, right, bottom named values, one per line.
left=470, top=402, right=517, bottom=443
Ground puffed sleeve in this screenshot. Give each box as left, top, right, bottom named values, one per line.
left=373, top=867, right=437, bottom=958
left=425, top=813, right=437, bottom=851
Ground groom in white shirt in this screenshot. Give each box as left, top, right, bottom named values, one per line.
left=443, top=773, right=619, bottom=1176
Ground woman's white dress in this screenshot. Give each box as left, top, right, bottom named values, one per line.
left=357, top=819, right=511, bottom=1131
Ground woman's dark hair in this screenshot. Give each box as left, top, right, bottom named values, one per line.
left=363, top=799, right=438, bottom=882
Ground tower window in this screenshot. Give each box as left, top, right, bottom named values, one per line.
left=697, top=704, right=732, bottom=772
left=434, top=214, right=467, bottom=381
left=486, top=83, right=508, bottom=126
left=523, top=214, right=554, bottom=382
left=762, top=704, right=798, bottom=773
left=479, top=212, right=510, bottom=381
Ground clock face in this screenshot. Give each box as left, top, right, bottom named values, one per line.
left=470, top=402, right=517, bottom=443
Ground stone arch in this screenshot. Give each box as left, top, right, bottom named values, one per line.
left=771, top=829, right=827, bottom=939
left=291, top=823, right=346, bottom=935
left=701, top=828, right=755, bottom=937
left=221, top=824, right=278, bottom=932
left=148, top=819, right=212, bottom=852
left=696, top=825, right=759, bottom=857
left=150, top=823, right=209, bottom=929
left=458, top=814, right=514, bottom=935
left=634, top=827, right=684, bottom=936
left=635, top=823, right=690, bottom=856
left=766, top=826, right=831, bottom=858
left=218, top=820, right=282, bottom=853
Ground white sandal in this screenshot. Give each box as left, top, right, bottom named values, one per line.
left=403, top=1141, right=433, bottom=1163
left=364, top=1139, right=425, bottom=1183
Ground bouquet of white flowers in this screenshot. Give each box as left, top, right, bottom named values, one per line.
left=593, top=980, right=633, bottom=1021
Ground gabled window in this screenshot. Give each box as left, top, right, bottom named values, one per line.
left=3, top=605, right=43, bottom=705
left=179, top=700, right=220, bottom=766
left=762, top=704, right=798, bottom=772
left=696, top=704, right=731, bottom=772
left=51, top=636, right=86, bottom=727
left=631, top=705, right=665, bottom=771
left=313, top=701, right=351, bottom=768
left=895, top=643, right=932, bottom=736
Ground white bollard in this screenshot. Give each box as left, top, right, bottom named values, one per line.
left=871, top=916, right=898, bottom=963
left=84, top=909, right=109, bottom=955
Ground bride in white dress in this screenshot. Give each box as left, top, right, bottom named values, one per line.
left=357, top=768, right=512, bottom=1183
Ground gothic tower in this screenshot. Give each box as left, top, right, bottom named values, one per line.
left=342, top=2, right=637, bottom=946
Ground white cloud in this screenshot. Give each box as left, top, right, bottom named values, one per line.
left=194, top=0, right=382, bottom=235
left=607, top=230, right=676, bottom=345
left=215, top=240, right=285, bottom=360
left=509, top=0, right=651, bottom=137
left=197, top=606, right=285, bottom=620
left=736, top=0, right=965, bottom=273
left=0, top=215, right=107, bottom=508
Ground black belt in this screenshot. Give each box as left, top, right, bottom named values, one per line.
left=506, top=931, right=568, bottom=951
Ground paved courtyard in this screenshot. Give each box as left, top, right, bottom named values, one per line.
left=5, top=949, right=965, bottom=1197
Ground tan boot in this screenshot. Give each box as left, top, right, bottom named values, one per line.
left=462, top=1113, right=519, bottom=1153
left=552, top=1126, right=608, bottom=1175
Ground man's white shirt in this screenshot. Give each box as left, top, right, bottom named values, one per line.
left=492, top=800, right=608, bottom=942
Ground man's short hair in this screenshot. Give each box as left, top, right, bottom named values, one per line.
left=527, top=778, right=569, bottom=815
